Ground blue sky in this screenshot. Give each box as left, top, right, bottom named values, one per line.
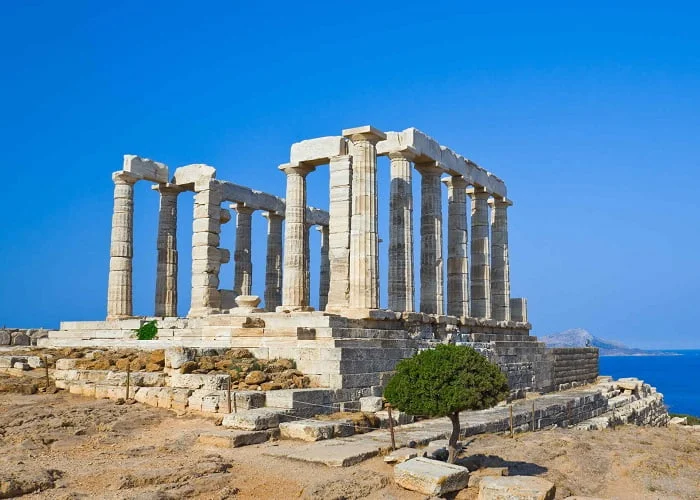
left=1, top=1, right=698, bottom=349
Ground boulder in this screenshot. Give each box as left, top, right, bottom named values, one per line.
left=245, top=370, right=267, bottom=385
left=478, top=476, right=555, bottom=500
left=180, top=361, right=198, bottom=374
left=360, top=396, right=384, bottom=413
left=149, top=350, right=165, bottom=365
left=394, top=457, right=469, bottom=496
left=165, top=347, right=195, bottom=369
left=0, top=330, right=11, bottom=345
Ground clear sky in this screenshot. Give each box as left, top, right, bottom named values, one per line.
left=1, top=1, right=698, bottom=349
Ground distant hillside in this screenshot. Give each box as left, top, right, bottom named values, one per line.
left=540, top=328, right=676, bottom=356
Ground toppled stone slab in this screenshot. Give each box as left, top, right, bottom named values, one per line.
left=265, top=439, right=381, bottom=467
left=222, top=409, right=282, bottom=431
left=280, top=420, right=335, bottom=441
left=360, top=396, right=384, bottom=413
left=384, top=447, right=419, bottom=464
left=394, top=457, right=469, bottom=496
left=669, top=416, right=687, bottom=426
left=197, top=429, right=273, bottom=448
left=468, top=467, right=509, bottom=488
left=478, top=476, right=555, bottom=500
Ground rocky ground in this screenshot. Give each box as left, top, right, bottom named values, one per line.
left=1, top=377, right=699, bottom=499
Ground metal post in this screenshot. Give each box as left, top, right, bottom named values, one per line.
left=233, top=391, right=238, bottom=414
left=532, top=401, right=536, bottom=431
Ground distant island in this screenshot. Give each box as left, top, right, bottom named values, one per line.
left=540, top=328, right=680, bottom=356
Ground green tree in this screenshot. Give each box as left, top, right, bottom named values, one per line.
left=384, top=344, right=509, bottom=463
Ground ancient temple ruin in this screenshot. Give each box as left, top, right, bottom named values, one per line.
left=47, top=125, right=599, bottom=400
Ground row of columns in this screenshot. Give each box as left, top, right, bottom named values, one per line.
left=278, top=130, right=512, bottom=321
left=106, top=172, right=330, bottom=319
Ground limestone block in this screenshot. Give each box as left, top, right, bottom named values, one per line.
left=359, top=396, right=384, bottom=413
left=0, top=330, right=10, bottom=345
left=375, top=410, right=414, bottom=427
left=13, top=362, right=30, bottom=371
left=164, top=347, right=196, bottom=369
left=123, top=155, right=168, bottom=183
left=384, top=447, right=419, bottom=464
left=290, top=136, right=346, bottom=166
left=394, top=457, right=469, bottom=496
left=467, top=467, right=508, bottom=488
left=401, top=128, right=442, bottom=163
left=478, top=476, right=555, bottom=500
left=233, top=391, right=266, bottom=410
left=26, top=356, right=44, bottom=368
left=222, top=409, right=281, bottom=431
left=12, top=332, right=30, bottom=346
left=279, top=420, right=335, bottom=441
left=172, top=163, right=216, bottom=185
left=197, top=429, right=270, bottom=448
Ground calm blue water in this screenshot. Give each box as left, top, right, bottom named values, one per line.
left=599, top=350, right=700, bottom=416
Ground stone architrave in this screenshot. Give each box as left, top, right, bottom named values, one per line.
left=388, top=148, right=416, bottom=312
left=318, top=225, right=330, bottom=311
left=326, top=155, right=353, bottom=310
left=278, top=163, right=315, bottom=311
left=490, top=197, right=512, bottom=321
left=189, top=178, right=223, bottom=317
left=232, top=203, right=255, bottom=299
left=416, top=162, right=444, bottom=315
left=262, top=211, right=284, bottom=312
left=469, top=186, right=491, bottom=318
left=154, top=184, right=181, bottom=317
left=343, top=126, right=386, bottom=311
left=107, top=171, right=138, bottom=319
left=443, top=175, right=469, bottom=318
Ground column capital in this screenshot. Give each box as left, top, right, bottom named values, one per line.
left=278, top=162, right=315, bottom=177
left=152, top=183, right=184, bottom=195
left=466, top=185, right=491, bottom=199
left=262, top=210, right=284, bottom=220
left=230, top=203, right=256, bottom=215
left=387, top=146, right=418, bottom=161
left=442, top=175, right=469, bottom=189
left=315, top=225, right=329, bottom=233
left=489, top=196, right=513, bottom=207
left=112, top=170, right=139, bottom=185
left=415, top=161, right=444, bottom=176
left=342, top=125, right=387, bottom=144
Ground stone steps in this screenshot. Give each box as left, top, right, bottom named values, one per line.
left=197, top=429, right=278, bottom=448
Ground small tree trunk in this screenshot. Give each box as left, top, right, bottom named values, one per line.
left=448, top=412, right=460, bottom=464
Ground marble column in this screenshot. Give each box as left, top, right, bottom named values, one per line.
left=263, top=211, right=284, bottom=312
left=318, top=225, right=330, bottom=311
left=469, top=186, right=491, bottom=318
left=490, top=197, right=512, bottom=321
left=416, top=162, right=444, bottom=315
left=189, top=178, right=224, bottom=317
left=388, top=149, right=415, bottom=312
left=443, top=175, right=469, bottom=318
left=343, top=126, right=386, bottom=311
left=279, top=163, right=315, bottom=311
left=326, top=155, right=352, bottom=310
left=232, top=204, right=255, bottom=298
left=304, top=222, right=312, bottom=307
left=154, top=184, right=181, bottom=317
left=107, top=171, right=138, bottom=319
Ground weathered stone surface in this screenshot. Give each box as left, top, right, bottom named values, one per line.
left=359, top=396, right=384, bottom=413
left=222, top=409, right=281, bottom=431
left=290, top=136, right=346, bottom=166
left=0, top=330, right=11, bottom=345
left=478, top=476, right=555, bottom=500
left=197, top=429, right=271, bottom=448
left=384, top=447, right=419, bottom=464
left=394, top=457, right=469, bottom=496
left=244, top=370, right=267, bottom=385
left=123, top=154, right=168, bottom=183
left=279, top=420, right=335, bottom=441
left=12, top=332, right=30, bottom=346
left=468, top=467, right=508, bottom=488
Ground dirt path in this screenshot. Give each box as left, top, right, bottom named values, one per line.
left=1, top=391, right=698, bottom=499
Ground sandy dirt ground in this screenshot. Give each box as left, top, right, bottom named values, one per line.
left=1, top=386, right=699, bottom=499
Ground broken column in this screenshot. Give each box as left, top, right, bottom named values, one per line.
left=107, top=171, right=138, bottom=319
left=416, top=162, right=444, bottom=315
left=491, top=197, right=512, bottom=321
left=326, top=154, right=352, bottom=311
left=469, top=186, right=491, bottom=318
left=154, top=184, right=181, bottom=317
left=232, top=203, right=255, bottom=298
left=343, top=126, right=386, bottom=311
left=388, top=148, right=416, bottom=312
left=189, top=177, right=225, bottom=317
left=318, top=225, right=330, bottom=311
left=263, top=211, right=284, bottom=312
left=443, top=175, right=469, bottom=318
left=279, top=163, right=315, bottom=311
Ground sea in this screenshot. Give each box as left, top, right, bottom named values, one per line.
left=599, top=350, right=700, bottom=417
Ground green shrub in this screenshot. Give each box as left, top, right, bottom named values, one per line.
left=384, top=344, right=509, bottom=463
left=133, top=320, right=158, bottom=340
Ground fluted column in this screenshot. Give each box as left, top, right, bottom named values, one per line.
left=326, top=155, right=352, bottom=310
left=279, top=163, right=315, bottom=311
left=318, top=225, right=330, bottom=311
left=343, top=126, right=386, bottom=311
left=388, top=149, right=415, bottom=312
left=469, top=186, right=491, bottom=318
left=232, top=204, right=255, bottom=298
left=490, top=197, right=512, bottom=321
left=263, top=211, right=284, bottom=311
left=443, top=175, right=469, bottom=318
left=304, top=222, right=312, bottom=306
left=154, top=184, right=181, bottom=317
left=107, top=171, right=138, bottom=319
left=416, top=162, right=444, bottom=315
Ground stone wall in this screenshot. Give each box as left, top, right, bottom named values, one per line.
left=0, top=328, right=51, bottom=346
left=549, top=347, right=599, bottom=391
